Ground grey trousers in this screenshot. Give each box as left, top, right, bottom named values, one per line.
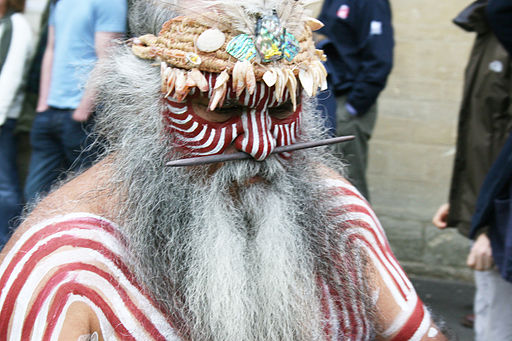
left=474, top=270, right=512, bottom=341
left=333, top=95, right=377, bottom=200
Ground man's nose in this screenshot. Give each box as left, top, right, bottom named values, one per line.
left=233, top=109, right=276, bottom=161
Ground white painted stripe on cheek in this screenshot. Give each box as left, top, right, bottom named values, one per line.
left=178, top=125, right=208, bottom=143
left=196, top=128, right=227, bottom=155
left=171, top=121, right=199, bottom=134
left=279, top=125, right=285, bottom=146
left=165, top=103, right=187, bottom=115
left=188, top=127, right=216, bottom=149
left=169, top=114, right=193, bottom=125
left=284, top=124, right=291, bottom=145
left=290, top=121, right=297, bottom=142
left=272, top=125, right=279, bottom=140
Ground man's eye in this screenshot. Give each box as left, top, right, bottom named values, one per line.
left=269, top=102, right=294, bottom=119
left=214, top=105, right=243, bottom=115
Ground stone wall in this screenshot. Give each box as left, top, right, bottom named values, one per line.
left=368, top=0, right=474, bottom=281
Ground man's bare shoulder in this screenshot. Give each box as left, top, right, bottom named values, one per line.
left=1, top=160, right=115, bottom=261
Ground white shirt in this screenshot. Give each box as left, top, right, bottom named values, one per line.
left=0, top=12, right=33, bottom=126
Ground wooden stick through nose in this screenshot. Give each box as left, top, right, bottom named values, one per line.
left=165, top=135, right=355, bottom=167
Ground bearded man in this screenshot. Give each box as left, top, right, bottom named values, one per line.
left=0, top=0, right=447, bottom=340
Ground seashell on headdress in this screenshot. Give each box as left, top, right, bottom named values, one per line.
left=130, top=0, right=328, bottom=110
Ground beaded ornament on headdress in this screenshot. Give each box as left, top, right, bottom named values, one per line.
left=130, top=0, right=327, bottom=111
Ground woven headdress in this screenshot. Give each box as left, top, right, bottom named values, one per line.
left=131, top=0, right=327, bottom=111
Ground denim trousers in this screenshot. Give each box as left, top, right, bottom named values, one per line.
left=0, top=119, right=23, bottom=247
left=24, top=108, right=97, bottom=203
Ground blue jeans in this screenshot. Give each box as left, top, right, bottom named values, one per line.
left=24, top=108, right=97, bottom=203
left=0, top=119, right=23, bottom=247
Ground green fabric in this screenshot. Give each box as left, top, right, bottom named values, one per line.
left=0, top=11, right=14, bottom=75
left=333, top=95, right=377, bottom=201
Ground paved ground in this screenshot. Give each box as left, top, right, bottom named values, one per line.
left=411, top=276, right=475, bottom=341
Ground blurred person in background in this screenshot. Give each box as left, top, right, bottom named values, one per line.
left=466, top=0, right=512, bottom=339
left=0, top=0, right=32, bottom=247
left=315, top=0, right=394, bottom=200
left=432, top=0, right=512, bottom=338
left=23, top=0, right=127, bottom=203
left=470, top=131, right=512, bottom=341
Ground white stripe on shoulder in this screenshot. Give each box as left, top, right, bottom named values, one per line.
left=381, top=294, right=420, bottom=338
left=410, top=307, right=431, bottom=341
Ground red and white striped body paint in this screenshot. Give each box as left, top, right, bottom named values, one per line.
left=321, top=178, right=433, bottom=341
left=0, top=179, right=430, bottom=340
left=163, top=74, right=301, bottom=161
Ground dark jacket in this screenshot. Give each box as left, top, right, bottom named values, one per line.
left=317, top=0, right=394, bottom=115
left=447, top=0, right=512, bottom=237
left=487, top=0, right=512, bottom=55
left=471, top=132, right=512, bottom=282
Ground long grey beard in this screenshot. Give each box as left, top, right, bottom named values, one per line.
left=113, top=153, right=326, bottom=340
left=92, top=47, right=375, bottom=340
left=107, top=151, right=376, bottom=340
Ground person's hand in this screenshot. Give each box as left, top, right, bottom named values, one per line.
left=467, top=233, right=494, bottom=271
left=35, top=104, right=49, bottom=113
left=72, top=105, right=92, bottom=122
left=432, top=203, right=449, bottom=229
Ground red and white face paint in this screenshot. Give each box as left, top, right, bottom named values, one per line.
left=162, top=73, right=301, bottom=161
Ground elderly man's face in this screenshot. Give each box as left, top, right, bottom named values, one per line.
left=163, top=73, right=302, bottom=161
